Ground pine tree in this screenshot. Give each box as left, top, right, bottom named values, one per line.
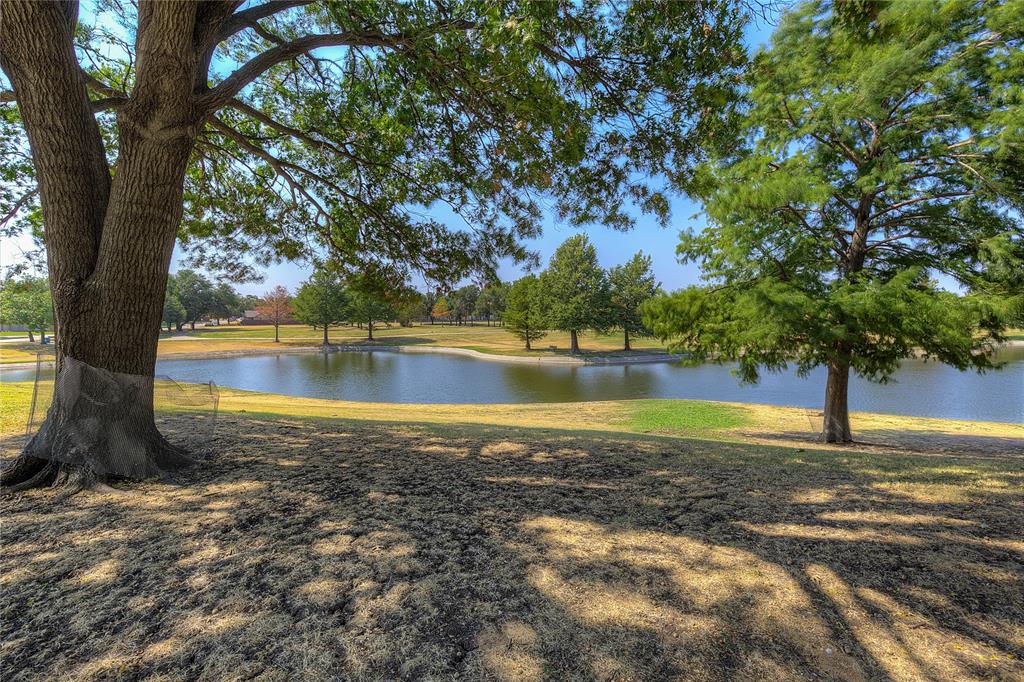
left=503, top=275, right=547, bottom=351
left=540, top=235, right=610, bottom=353
left=292, top=270, right=348, bottom=345
left=608, top=253, right=659, bottom=351
left=645, top=0, right=1023, bottom=442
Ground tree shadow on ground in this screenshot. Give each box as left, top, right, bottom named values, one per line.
left=1, top=415, right=1021, bottom=680
left=744, top=428, right=1024, bottom=459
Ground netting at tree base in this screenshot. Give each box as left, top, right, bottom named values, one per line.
left=24, top=355, right=219, bottom=478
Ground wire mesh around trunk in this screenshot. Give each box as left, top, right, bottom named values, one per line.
left=25, top=355, right=219, bottom=475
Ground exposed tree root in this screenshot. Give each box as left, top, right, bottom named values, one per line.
left=1, top=433, right=195, bottom=495
left=2, top=458, right=58, bottom=493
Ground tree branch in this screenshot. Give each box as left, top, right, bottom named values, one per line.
left=0, top=188, right=37, bottom=230
left=199, top=19, right=475, bottom=110
left=216, top=1, right=313, bottom=43
left=872, top=191, right=974, bottom=220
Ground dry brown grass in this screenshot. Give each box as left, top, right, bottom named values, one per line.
left=1, top=414, right=1021, bottom=681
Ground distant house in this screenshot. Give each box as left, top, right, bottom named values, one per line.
left=240, top=309, right=301, bottom=326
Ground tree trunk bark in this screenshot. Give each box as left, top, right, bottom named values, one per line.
left=27, top=330, right=35, bottom=343
left=274, top=323, right=280, bottom=342
left=322, top=324, right=329, bottom=345
left=367, top=320, right=374, bottom=340
left=624, top=329, right=630, bottom=351
left=525, top=335, right=531, bottom=351
left=822, top=358, right=853, bottom=443
left=0, top=1, right=205, bottom=490
left=570, top=329, right=580, bottom=354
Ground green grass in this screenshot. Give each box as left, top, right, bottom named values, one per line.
left=0, top=381, right=34, bottom=434
left=622, top=399, right=749, bottom=434
left=157, top=323, right=668, bottom=356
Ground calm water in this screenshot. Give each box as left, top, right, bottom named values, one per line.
left=4, top=347, right=1020, bottom=422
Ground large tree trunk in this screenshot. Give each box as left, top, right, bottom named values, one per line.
left=367, top=320, right=374, bottom=341
left=822, top=358, right=853, bottom=443
left=0, top=1, right=204, bottom=490
left=322, top=325, right=329, bottom=345
left=27, top=330, right=35, bottom=343
left=623, top=328, right=630, bottom=352
left=525, top=334, right=531, bottom=351
left=569, top=329, right=580, bottom=354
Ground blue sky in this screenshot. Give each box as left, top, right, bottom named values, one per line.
left=206, top=16, right=781, bottom=297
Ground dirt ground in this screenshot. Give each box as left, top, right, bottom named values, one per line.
left=1, top=415, right=1022, bottom=681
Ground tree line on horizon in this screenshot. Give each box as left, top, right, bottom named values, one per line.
left=192, top=233, right=662, bottom=353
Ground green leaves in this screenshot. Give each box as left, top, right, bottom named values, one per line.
left=3, top=0, right=747, bottom=288
left=292, top=269, right=349, bottom=330
left=0, top=275, right=52, bottom=334
left=648, top=0, right=1022, bottom=395
left=608, top=252, right=659, bottom=336
left=504, top=274, right=546, bottom=347
left=539, top=234, right=611, bottom=335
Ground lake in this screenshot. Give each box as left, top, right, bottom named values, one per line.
left=4, top=347, right=1020, bottom=422
left=157, top=346, right=1022, bottom=423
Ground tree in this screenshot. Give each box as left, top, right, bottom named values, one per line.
left=393, top=288, right=425, bottom=327
left=475, top=282, right=508, bottom=326
left=608, top=253, right=659, bottom=351
left=421, top=290, right=439, bottom=325
left=644, top=0, right=1023, bottom=443
left=540, top=235, right=611, bottom=353
left=175, top=269, right=216, bottom=331
left=256, top=286, right=293, bottom=343
left=345, top=289, right=394, bottom=341
left=503, top=275, right=547, bottom=351
left=0, top=1, right=745, bottom=488
left=238, top=294, right=263, bottom=317
left=210, top=282, right=242, bottom=324
left=161, top=276, right=187, bottom=332
left=0, top=276, right=52, bottom=343
left=432, top=297, right=452, bottom=325
left=448, top=284, right=480, bottom=326
left=292, top=270, right=348, bottom=345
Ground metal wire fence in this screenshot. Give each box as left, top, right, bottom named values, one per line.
left=25, top=355, right=220, bottom=475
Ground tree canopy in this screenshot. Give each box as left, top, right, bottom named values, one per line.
left=608, top=252, right=659, bottom=350
left=0, top=275, right=52, bottom=341
left=540, top=234, right=611, bottom=353
left=346, top=286, right=394, bottom=340
left=503, top=274, right=546, bottom=350
left=256, top=285, right=293, bottom=342
left=474, top=281, right=508, bottom=325
left=644, top=0, right=1024, bottom=442
left=1, top=0, right=747, bottom=289
left=292, top=269, right=348, bottom=344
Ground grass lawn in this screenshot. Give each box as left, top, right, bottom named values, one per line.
left=1, top=382, right=1022, bottom=680
left=163, top=323, right=667, bottom=354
